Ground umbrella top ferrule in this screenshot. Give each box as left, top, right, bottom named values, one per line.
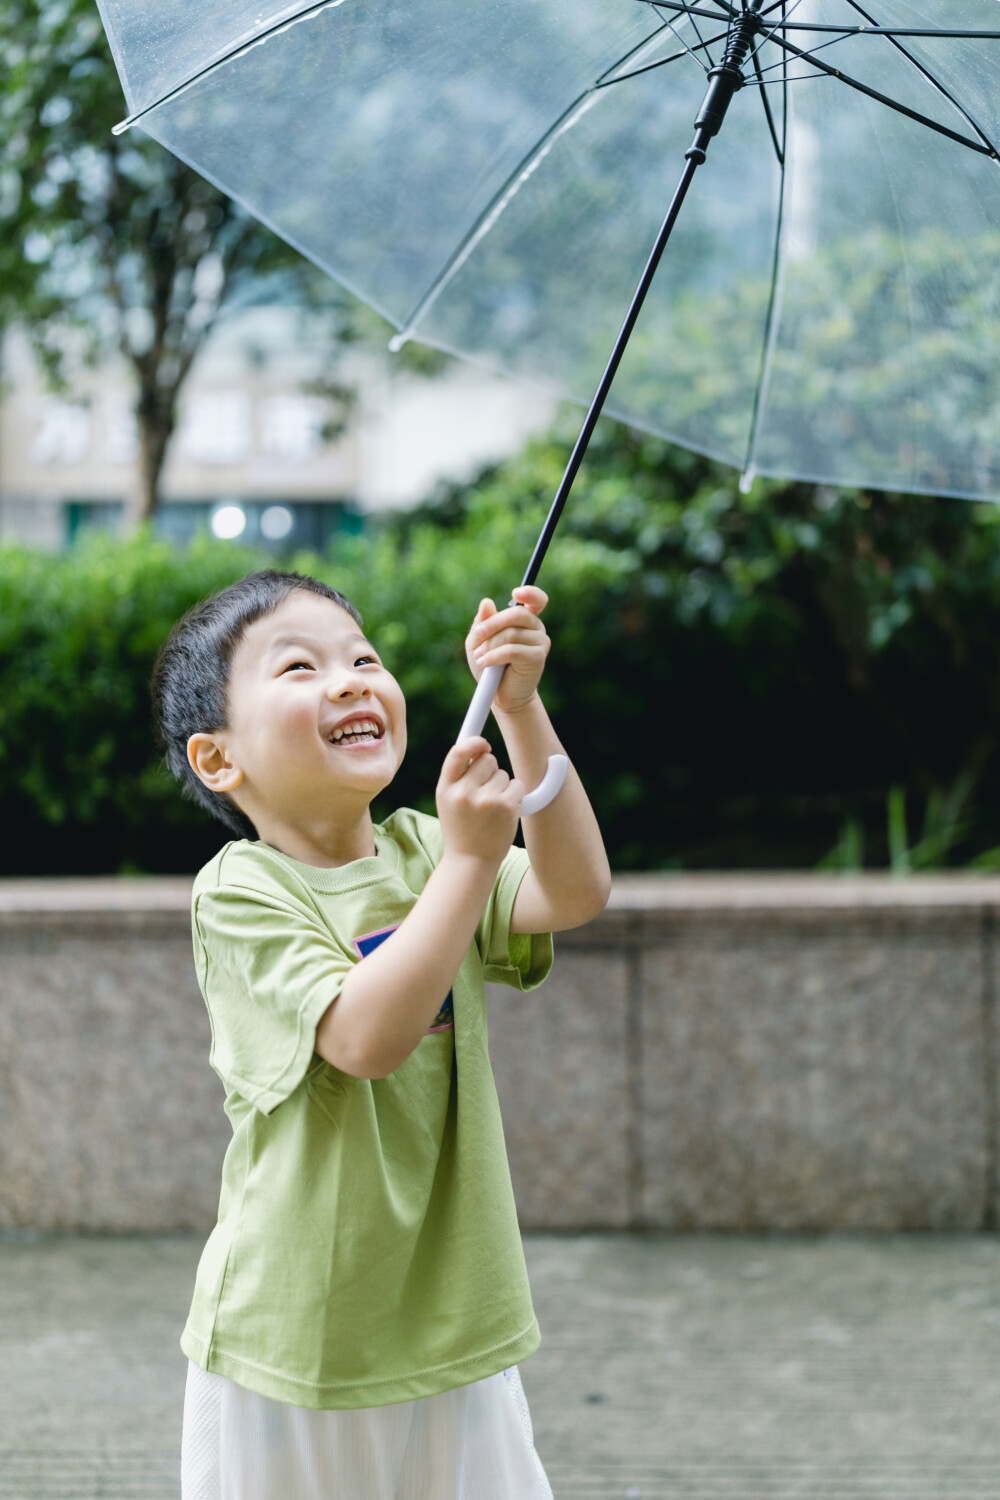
left=685, top=1, right=765, bottom=161
left=719, top=3, right=765, bottom=76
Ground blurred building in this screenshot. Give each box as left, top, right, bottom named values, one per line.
left=0, top=309, right=555, bottom=551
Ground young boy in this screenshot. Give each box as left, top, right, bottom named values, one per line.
left=151, top=567, right=610, bottom=1500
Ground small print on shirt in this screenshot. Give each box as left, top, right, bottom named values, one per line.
left=353, top=925, right=454, bottom=1033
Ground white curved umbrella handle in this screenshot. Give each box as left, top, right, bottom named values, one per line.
left=458, top=664, right=568, bottom=816
left=519, top=752, right=569, bottom=815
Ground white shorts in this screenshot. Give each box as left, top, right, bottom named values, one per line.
left=181, top=1360, right=554, bottom=1500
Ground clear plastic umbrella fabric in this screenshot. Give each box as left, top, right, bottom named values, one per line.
left=98, top=0, right=1000, bottom=501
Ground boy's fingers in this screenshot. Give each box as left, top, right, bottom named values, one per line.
left=475, top=646, right=546, bottom=674
left=467, top=598, right=508, bottom=653
left=474, top=631, right=551, bottom=670
left=469, top=588, right=546, bottom=644
left=464, top=752, right=501, bottom=787
left=474, top=622, right=547, bottom=652
left=441, top=737, right=490, bottom=783
left=447, top=744, right=501, bottom=789
left=472, top=606, right=545, bottom=645
left=511, top=585, right=548, bottom=615
left=469, top=598, right=497, bottom=634
left=477, top=765, right=511, bottom=796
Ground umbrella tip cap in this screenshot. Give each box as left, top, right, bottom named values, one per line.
left=388, top=330, right=410, bottom=354
left=739, top=469, right=755, bottom=495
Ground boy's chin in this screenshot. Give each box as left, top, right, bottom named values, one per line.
left=327, top=757, right=401, bottom=794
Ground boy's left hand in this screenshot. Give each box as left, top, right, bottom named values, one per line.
left=465, top=585, right=551, bottom=715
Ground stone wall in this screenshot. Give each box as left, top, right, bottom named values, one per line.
left=1, top=875, right=997, bottom=1232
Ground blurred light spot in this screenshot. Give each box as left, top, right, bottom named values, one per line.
left=211, top=504, right=246, bottom=540
left=40, top=96, right=73, bottom=126
left=23, top=230, right=52, bottom=263
left=261, top=504, right=294, bottom=540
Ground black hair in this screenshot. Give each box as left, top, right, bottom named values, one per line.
left=151, top=569, right=363, bottom=839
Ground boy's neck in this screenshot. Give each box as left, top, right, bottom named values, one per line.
left=258, top=808, right=378, bottom=869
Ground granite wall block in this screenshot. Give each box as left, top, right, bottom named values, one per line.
left=0, top=903, right=228, bottom=1232
left=488, top=944, right=633, bottom=1228
left=636, top=907, right=990, bottom=1230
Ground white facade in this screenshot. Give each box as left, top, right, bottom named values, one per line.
left=0, top=309, right=555, bottom=548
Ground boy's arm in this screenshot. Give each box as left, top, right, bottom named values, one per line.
left=315, top=738, right=522, bottom=1080
left=494, top=694, right=610, bottom=935
left=466, top=586, right=611, bottom=937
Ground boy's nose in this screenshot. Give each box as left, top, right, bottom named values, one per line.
left=329, top=673, right=372, bottom=700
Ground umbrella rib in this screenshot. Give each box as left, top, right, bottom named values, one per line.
left=767, top=20, right=1000, bottom=38
left=802, top=28, right=1000, bottom=39
left=648, top=3, right=1000, bottom=39
left=755, top=0, right=806, bottom=51
left=745, top=72, right=836, bottom=87
left=750, top=38, right=784, bottom=164
left=742, top=6, right=788, bottom=490
left=113, top=0, right=349, bottom=134
left=751, top=28, right=867, bottom=80
left=650, top=2, right=756, bottom=25
left=762, top=29, right=996, bottom=157
left=840, top=0, right=1000, bottom=159
left=596, top=31, right=730, bottom=90
left=681, top=5, right=716, bottom=65
left=389, top=23, right=711, bottom=350
left=590, top=21, right=690, bottom=87
left=652, top=5, right=711, bottom=71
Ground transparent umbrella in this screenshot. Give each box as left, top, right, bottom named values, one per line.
left=98, top=0, right=1000, bottom=805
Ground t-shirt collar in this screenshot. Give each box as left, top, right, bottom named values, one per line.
left=250, top=825, right=400, bottom=893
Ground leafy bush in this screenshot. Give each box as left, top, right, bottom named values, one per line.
left=0, top=505, right=632, bottom=873
left=5, top=420, right=1000, bottom=873
left=0, top=533, right=265, bottom=872
left=384, top=418, right=1000, bottom=871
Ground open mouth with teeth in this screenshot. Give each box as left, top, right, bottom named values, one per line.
left=327, top=716, right=385, bottom=747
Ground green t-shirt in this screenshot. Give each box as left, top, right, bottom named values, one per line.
left=180, top=807, right=552, bottom=1410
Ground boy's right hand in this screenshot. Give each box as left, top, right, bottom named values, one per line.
left=436, top=737, right=523, bottom=866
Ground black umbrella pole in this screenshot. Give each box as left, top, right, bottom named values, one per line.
left=518, top=151, right=701, bottom=590
left=520, top=5, right=761, bottom=589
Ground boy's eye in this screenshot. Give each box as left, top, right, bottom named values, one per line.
left=281, top=661, right=313, bottom=673
left=355, top=655, right=378, bottom=667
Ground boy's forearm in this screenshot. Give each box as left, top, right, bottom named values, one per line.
left=493, top=694, right=610, bottom=928
left=315, top=852, right=498, bottom=1079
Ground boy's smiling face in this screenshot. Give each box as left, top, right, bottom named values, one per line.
left=188, top=589, right=406, bottom=856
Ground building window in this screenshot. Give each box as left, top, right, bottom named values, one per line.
left=179, top=392, right=252, bottom=464
left=65, top=500, right=125, bottom=543
left=259, top=396, right=326, bottom=461
left=31, top=400, right=91, bottom=466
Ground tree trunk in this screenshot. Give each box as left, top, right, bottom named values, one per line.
left=133, top=384, right=176, bottom=524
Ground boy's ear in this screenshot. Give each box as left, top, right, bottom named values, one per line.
left=187, top=733, right=244, bottom=793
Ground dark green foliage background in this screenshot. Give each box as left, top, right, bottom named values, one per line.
left=4, top=421, right=1000, bottom=874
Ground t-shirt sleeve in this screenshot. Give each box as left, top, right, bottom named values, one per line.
left=192, top=882, right=354, bottom=1115
left=476, top=845, right=553, bottom=991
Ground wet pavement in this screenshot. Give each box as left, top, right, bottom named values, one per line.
left=1, top=1232, right=998, bottom=1499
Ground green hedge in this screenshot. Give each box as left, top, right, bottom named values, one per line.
left=0, top=514, right=629, bottom=873
left=5, top=425, right=1000, bottom=874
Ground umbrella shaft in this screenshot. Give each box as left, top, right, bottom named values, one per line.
left=521, top=151, right=700, bottom=588
left=520, top=6, right=764, bottom=590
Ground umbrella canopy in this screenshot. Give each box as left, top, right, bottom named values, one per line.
left=99, top=0, right=1000, bottom=504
